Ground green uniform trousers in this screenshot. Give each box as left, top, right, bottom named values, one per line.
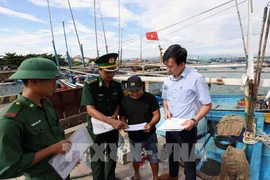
left=89, top=128, right=119, bottom=180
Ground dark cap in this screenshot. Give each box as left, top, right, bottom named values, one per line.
left=126, top=75, right=143, bottom=91
left=95, top=53, right=118, bottom=72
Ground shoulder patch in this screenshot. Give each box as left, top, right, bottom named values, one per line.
left=86, top=77, right=98, bottom=85
left=3, top=101, right=23, bottom=118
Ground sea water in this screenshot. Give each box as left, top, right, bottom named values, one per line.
left=0, top=82, right=24, bottom=96
left=1, top=71, right=270, bottom=96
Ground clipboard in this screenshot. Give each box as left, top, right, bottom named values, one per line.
left=48, top=124, right=93, bottom=179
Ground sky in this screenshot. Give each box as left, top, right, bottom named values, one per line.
left=0, top=0, right=269, bottom=60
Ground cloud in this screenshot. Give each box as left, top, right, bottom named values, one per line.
left=0, top=0, right=6, bottom=5
left=0, top=6, right=47, bottom=23
left=0, top=0, right=269, bottom=59
left=28, top=0, right=92, bottom=9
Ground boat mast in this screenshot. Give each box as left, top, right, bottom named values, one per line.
left=98, top=0, right=108, bottom=54
left=120, top=28, right=123, bottom=63
left=254, top=3, right=269, bottom=93
left=94, top=0, right=99, bottom=58
left=62, top=21, right=75, bottom=84
left=158, top=42, right=163, bottom=65
left=118, top=0, right=121, bottom=66
left=246, top=0, right=254, bottom=79
left=62, top=22, right=71, bottom=69
left=235, top=0, right=247, bottom=57
left=67, top=0, right=86, bottom=67
left=140, top=18, right=142, bottom=63
left=46, top=0, right=60, bottom=70
left=243, top=0, right=256, bottom=144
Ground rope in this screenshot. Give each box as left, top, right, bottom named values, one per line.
left=156, top=0, right=235, bottom=32
left=244, top=95, right=257, bottom=101
left=159, top=0, right=246, bottom=39
left=252, top=129, right=270, bottom=148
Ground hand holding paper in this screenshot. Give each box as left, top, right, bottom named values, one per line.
left=157, top=118, right=186, bottom=131
left=91, top=117, right=114, bottom=135
left=49, top=125, right=93, bottom=179
left=144, top=123, right=152, bottom=133
left=124, top=122, right=147, bottom=131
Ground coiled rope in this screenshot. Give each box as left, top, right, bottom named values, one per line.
left=214, top=135, right=236, bottom=150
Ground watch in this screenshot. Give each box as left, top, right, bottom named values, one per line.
left=191, top=118, right=198, bottom=126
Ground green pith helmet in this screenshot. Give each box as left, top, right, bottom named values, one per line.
left=9, top=57, right=64, bottom=80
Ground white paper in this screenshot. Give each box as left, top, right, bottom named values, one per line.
left=157, top=118, right=186, bottom=131
left=49, top=125, right=93, bottom=179
left=125, top=122, right=147, bottom=131
left=91, top=117, right=114, bottom=135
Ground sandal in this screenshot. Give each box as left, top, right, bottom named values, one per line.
left=131, top=175, right=140, bottom=180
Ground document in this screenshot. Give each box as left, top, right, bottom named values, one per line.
left=157, top=118, right=186, bottom=131
left=49, top=125, right=93, bottom=180
left=125, top=122, right=147, bottom=131
left=91, top=117, right=114, bottom=135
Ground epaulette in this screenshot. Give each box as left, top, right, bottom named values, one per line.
left=3, top=101, right=23, bottom=118
left=86, top=77, right=98, bottom=84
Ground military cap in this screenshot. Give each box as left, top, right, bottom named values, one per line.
left=9, top=57, right=64, bottom=80
left=95, top=53, right=118, bottom=72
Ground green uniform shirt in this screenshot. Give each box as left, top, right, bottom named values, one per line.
left=81, top=76, right=124, bottom=125
left=0, top=95, right=65, bottom=179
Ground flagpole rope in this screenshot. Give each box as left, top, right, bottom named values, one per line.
left=156, top=0, right=235, bottom=32
left=159, top=0, right=246, bottom=39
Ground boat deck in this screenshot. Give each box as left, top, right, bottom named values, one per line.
left=201, top=94, right=270, bottom=180
left=4, top=94, right=270, bottom=179
left=9, top=134, right=206, bottom=180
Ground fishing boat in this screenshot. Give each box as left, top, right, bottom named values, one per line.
left=0, top=82, right=16, bottom=86
left=42, top=0, right=270, bottom=179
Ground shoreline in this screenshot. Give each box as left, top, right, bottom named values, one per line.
left=0, top=94, right=18, bottom=105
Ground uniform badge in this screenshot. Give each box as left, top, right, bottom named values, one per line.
left=131, top=82, right=135, bottom=87
left=108, top=57, right=115, bottom=63
left=31, top=120, right=41, bottom=127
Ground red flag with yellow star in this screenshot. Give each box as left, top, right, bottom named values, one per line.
left=146, top=31, right=158, bottom=40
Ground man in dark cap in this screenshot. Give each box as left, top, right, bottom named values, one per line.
left=120, top=75, right=160, bottom=180
left=81, top=53, right=128, bottom=180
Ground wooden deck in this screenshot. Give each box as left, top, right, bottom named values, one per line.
left=9, top=162, right=206, bottom=180
left=7, top=135, right=210, bottom=180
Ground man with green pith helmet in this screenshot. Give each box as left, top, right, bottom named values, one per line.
left=0, top=57, right=74, bottom=179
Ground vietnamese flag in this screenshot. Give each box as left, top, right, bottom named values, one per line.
left=146, top=31, right=158, bottom=40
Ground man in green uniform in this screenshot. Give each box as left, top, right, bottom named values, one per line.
left=0, top=58, right=72, bottom=179
left=81, top=53, right=128, bottom=180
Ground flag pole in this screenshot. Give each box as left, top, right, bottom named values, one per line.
left=158, top=39, right=163, bottom=65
